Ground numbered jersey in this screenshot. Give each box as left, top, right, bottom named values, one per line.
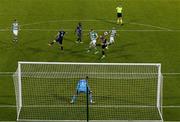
left=57, top=31, right=65, bottom=40
left=76, top=25, right=82, bottom=35
left=12, top=22, right=19, bottom=31
left=89, top=32, right=98, bottom=41
left=110, top=29, right=116, bottom=37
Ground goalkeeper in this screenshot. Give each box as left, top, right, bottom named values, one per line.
left=70, top=76, right=94, bottom=104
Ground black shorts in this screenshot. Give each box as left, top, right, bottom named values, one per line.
left=102, top=45, right=107, bottom=49
left=117, top=13, right=122, bottom=17
left=56, top=39, right=63, bottom=44
left=77, top=33, right=82, bottom=38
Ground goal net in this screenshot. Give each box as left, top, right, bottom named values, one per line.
left=13, top=62, right=163, bottom=122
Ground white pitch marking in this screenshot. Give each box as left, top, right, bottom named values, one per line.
left=129, top=22, right=172, bottom=31
left=1, top=28, right=180, bottom=32
left=1, top=19, right=177, bottom=32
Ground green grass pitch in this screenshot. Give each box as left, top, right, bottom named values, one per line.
left=0, top=0, right=180, bottom=121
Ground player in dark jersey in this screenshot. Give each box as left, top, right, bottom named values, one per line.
left=48, top=30, right=66, bottom=50
left=75, top=22, right=83, bottom=43
left=100, top=32, right=108, bottom=59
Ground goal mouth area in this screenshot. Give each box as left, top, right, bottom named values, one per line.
left=14, top=62, right=163, bottom=122
left=17, top=105, right=163, bottom=122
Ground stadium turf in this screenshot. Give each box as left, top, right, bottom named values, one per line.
left=0, top=0, right=180, bottom=121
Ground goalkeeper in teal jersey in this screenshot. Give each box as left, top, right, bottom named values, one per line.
left=70, top=76, right=94, bottom=104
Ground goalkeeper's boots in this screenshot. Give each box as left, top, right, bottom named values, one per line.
left=70, top=100, right=74, bottom=104
left=90, top=100, right=95, bottom=104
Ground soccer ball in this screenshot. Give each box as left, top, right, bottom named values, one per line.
left=104, top=31, right=108, bottom=36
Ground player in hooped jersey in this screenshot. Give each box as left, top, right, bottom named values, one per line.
left=87, top=29, right=99, bottom=54
left=70, top=76, right=94, bottom=104
left=12, top=19, right=20, bottom=42
left=48, top=30, right=66, bottom=50
left=109, top=27, right=117, bottom=44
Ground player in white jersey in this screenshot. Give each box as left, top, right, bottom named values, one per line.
left=109, top=27, right=117, bottom=44
left=87, top=29, right=99, bottom=54
left=12, top=19, right=19, bottom=41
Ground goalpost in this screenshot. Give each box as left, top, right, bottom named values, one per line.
left=13, top=62, right=163, bottom=122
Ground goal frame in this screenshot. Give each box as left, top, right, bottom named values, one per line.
left=14, top=61, right=164, bottom=122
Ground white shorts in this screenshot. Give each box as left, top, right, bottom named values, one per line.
left=110, top=36, right=114, bottom=43
left=13, top=30, right=18, bottom=36
left=90, top=39, right=96, bottom=46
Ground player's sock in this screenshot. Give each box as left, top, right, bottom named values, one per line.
left=120, top=19, right=123, bottom=25
left=75, top=39, right=79, bottom=43
left=71, top=95, right=76, bottom=103
left=102, top=50, right=105, bottom=55
left=94, top=51, right=99, bottom=54
left=101, top=55, right=106, bottom=59
left=87, top=48, right=91, bottom=53
left=101, top=51, right=106, bottom=59
left=61, top=46, right=63, bottom=50
left=89, top=93, right=93, bottom=103
left=117, top=19, right=120, bottom=24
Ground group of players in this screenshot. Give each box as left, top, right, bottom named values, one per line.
left=48, top=22, right=117, bottom=59
left=12, top=5, right=123, bottom=60
left=11, top=5, right=123, bottom=104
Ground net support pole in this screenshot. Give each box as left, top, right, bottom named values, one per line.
left=157, top=64, right=163, bottom=121
left=157, top=64, right=161, bottom=108
left=17, top=62, right=22, bottom=119
left=86, top=85, right=89, bottom=122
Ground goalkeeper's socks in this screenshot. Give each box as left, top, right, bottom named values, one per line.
left=70, top=100, right=74, bottom=103
left=90, top=100, right=95, bottom=104
left=71, top=96, right=76, bottom=102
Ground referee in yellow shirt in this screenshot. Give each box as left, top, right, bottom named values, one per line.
left=116, top=5, right=123, bottom=25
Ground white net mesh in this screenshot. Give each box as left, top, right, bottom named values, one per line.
left=13, top=62, right=163, bottom=121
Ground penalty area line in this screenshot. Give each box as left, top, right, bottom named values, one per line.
left=1, top=28, right=180, bottom=32
left=2, top=19, right=176, bottom=31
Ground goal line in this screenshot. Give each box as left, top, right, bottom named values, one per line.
left=22, top=105, right=157, bottom=108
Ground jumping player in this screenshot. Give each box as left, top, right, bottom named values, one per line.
left=100, top=32, right=108, bottom=59
left=70, top=76, right=94, bottom=104
left=87, top=29, right=99, bottom=54
left=109, top=27, right=117, bottom=44
left=48, top=29, right=66, bottom=50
